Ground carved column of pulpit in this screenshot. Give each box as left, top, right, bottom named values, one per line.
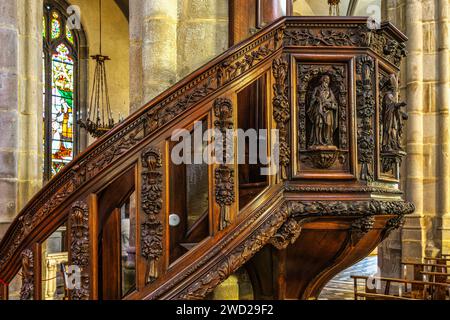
left=247, top=18, right=415, bottom=300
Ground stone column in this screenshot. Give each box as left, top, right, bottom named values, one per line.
left=437, top=0, right=450, bottom=253
left=142, top=0, right=178, bottom=102
left=177, top=0, right=228, bottom=79
left=0, top=0, right=20, bottom=238
left=129, top=0, right=144, bottom=112
left=0, top=0, right=43, bottom=239
left=16, top=0, right=44, bottom=212
left=402, top=0, right=425, bottom=261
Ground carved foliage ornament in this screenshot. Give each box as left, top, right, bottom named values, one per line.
left=20, top=249, right=34, bottom=300
left=214, top=98, right=235, bottom=231
left=270, top=217, right=302, bottom=250
left=350, top=216, right=376, bottom=245
left=141, top=147, right=163, bottom=283
left=356, top=55, right=375, bottom=181
left=272, top=57, right=291, bottom=179
left=69, top=201, right=90, bottom=300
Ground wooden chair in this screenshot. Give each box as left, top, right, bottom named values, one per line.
left=351, top=275, right=450, bottom=300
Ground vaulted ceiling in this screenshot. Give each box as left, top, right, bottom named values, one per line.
left=114, top=0, right=129, bottom=20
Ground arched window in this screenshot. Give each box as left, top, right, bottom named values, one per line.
left=42, top=1, right=87, bottom=180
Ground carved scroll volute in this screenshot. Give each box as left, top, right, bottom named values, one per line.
left=214, top=98, right=236, bottom=231
left=140, top=147, right=163, bottom=283
left=69, top=201, right=90, bottom=300
left=272, top=57, right=290, bottom=180
left=20, top=249, right=34, bottom=300
left=356, top=55, right=375, bottom=181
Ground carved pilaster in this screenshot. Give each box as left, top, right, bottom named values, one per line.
left=214, top=98, right=235, bottom=231
left=356, top=55, right=376, bottom=181
left=20, top=249, right=34, bottom=300
left=272, top=57, right=290, bottom=179
left=141, top=147, right=163, bottom=283
left=69, top=201, right=90, bottom=300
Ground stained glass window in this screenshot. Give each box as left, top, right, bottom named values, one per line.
left=43, top=2, right=83, bottom=180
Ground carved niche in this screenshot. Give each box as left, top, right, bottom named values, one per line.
left=20, top=249, right=34, bottom=300
left=297, top=63, right=349, bottom=173
left=69, top=201, right=90, bottom=300
left=141, top=147, right=163, bottom=283
left=214, top=98, right=236, bottom=231
left=356, top=55, right=376, bottom=181
left=379, top=72, right=408, bottom=180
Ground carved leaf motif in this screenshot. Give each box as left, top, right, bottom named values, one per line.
left=272, top=57, right=291, bottom=179
left=270, top=218, right=302, bottom=250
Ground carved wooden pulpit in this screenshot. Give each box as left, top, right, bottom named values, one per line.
left=0, top=17, right=414, bottom=300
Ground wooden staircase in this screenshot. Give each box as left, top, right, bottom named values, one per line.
left=0, top=17, right=414, bottom=300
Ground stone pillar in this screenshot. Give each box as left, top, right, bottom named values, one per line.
left=142, top=0, right=178, bottom=103
left=0, top=0, right=20, bottom=238
left=402, top=0, right=426, bottom=261
left=437, top=0, right=450, bottom=253
left=16, top=0, right=44, bottom=212
left=129, top=0, right=144, bottom=112
left=177, top=0, right=228, bottom=79
left=0, top=0, right=43, bottom=239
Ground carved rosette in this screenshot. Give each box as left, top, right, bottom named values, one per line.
left=20, top=249, right=34, bottom=300
left=356, top=55, right=375, bottom=181
left=272, top=57, right=291, bottom=179
left=141, top=147, right=163, bottom=283
left=69, top=201, right=90, bottom=300
left=270, top=217, right=302, bottom=250
left=214, top=98, right=235, bottom=231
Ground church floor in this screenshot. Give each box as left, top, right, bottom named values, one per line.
left=318, top=256, right=378, bottom=300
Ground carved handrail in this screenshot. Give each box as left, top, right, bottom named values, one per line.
left=0, top=17, right=411, bottom=300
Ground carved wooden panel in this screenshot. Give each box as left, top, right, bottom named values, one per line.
left=140, top=147, right=163, bottom=284
left=356, top=55, right=376, bottom=181
left=69, top=201, right=90, bottom=300
left=20, top=249, right=34, bottom=300
left=294, top=58, right=353, bottom=178
left=214, top=98, right=236, bottom=230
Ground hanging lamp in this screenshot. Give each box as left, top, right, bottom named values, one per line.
left=328, top=0, right=341, bottom=16
left=79, top=0, right=115, bottom=138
